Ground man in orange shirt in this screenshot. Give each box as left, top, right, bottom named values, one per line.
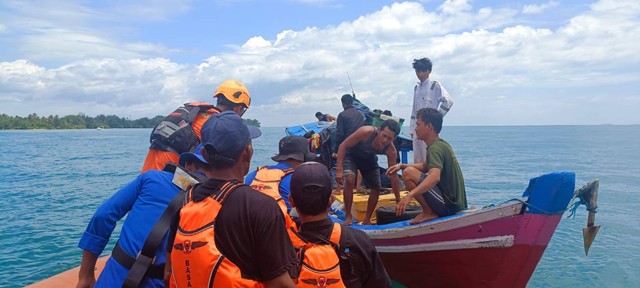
left=141, top=80, right=252, bottom=172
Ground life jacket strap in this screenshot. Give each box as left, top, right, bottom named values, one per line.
left=112, top=243, right=165, bottom=280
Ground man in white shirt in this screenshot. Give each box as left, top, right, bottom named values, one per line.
left=411, top=58, right=453, bottom=164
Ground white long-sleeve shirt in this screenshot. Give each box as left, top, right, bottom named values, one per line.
left=410, top=78, right=453, bottom=131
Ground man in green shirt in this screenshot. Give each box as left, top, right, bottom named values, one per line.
left=387, top=108, right=467, bottom=224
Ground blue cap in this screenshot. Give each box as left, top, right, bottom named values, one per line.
left=201, top=111, right=261, bottom=164
left=179, top=143, right=208, bottom=167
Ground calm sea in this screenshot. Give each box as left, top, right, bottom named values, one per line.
left=1, top=126, right=638, bottom=287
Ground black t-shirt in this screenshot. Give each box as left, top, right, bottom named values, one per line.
left=167, top=178, right=298, bottom=282
left=334, top=106, right=365, bottom=153
left=297, top=218, right=392, bottom=288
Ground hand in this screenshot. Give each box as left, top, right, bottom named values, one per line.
left=76, top=275, right=96, bottom=288
left=386, top=164, right=403, bottom=175
left=335, top=169, right=343, bottom=185
left=395, top=194, right=413, bottom=216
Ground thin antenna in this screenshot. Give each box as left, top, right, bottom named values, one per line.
left=347, top=72, right=356, bottom=99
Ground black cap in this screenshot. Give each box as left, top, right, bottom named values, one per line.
left=271, top=135, right=317, bottom=162
left=290, top=162, right=332, bottom=199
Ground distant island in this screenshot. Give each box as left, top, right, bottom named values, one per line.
left=0, top=113, right=261, bottom=130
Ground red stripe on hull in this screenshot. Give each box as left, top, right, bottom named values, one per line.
left=374, top=214, right=564, bottom=287
left=381, top=244, right=548, bottom=288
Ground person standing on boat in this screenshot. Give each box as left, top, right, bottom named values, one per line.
left=336, top=119, right=402, bottom=225
left=410, top=58, right=453, bottom=164
left=388, top=108, right=467, bottom=224
left=141, top=79, right=252, bottom=173
left=315, top=111, right=336, bottom=122
left=166, top=111, right=297, bottom=288
left=332, top=94, right=364, bottom=158
left=245, top=135, right=317, bottom=212
left=76, top=145, right=211, bottom=288
left=288, top=162, right=392, bottom=287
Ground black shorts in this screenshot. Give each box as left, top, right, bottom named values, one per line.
left=343, top=155, right=382, bottom=190
left=419, top=173, right=459, bottom=217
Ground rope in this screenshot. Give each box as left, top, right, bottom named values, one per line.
left=496, top=198, right=568, bottom=215
left=566, top=195, right=598, bottom=219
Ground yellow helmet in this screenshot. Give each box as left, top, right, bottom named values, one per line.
left=213, top=80, right=251, bottom=108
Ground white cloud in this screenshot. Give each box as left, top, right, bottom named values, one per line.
left=0, top=0, right=185, bottom=63
left=1, top=0, right=639, bottom=126
left=523, top=1, right=559, bottom=15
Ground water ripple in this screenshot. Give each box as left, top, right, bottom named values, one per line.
left=1, top=126, right=639, bottom=287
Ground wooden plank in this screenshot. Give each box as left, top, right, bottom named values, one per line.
left=26, top=256, right=109, bottom=288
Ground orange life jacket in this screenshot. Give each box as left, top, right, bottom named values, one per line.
left=169, top=181, right=262, bottom=288
left=248, top=166, right=298, bottom=233
left=290, top=223, right=346, bottom=288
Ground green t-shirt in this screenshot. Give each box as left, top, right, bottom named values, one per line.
left=427, top=138, right=467, bottom=210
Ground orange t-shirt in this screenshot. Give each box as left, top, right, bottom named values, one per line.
left=141, top=109, right=218, bottom=173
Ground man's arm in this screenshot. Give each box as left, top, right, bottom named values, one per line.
left=335, top=127, right=370, bottom=185
left=385, top=144, right=402, bottom=202
left=386, top=162, right=425, bottom=175
left=436, top=83, right=453, bottom=116
left=279, top=174, right=293, bottom=211
left=77, top=175, right=143, bottom=261
left=326, top=114, right=336, bottom=122
left=333, top=114, right=345, bottom=153
left=76, top=250, right=98, bottom=288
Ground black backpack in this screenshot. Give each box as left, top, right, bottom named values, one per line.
left=149, top=102, right=215, bottom=154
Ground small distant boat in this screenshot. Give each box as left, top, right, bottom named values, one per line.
left=330, top=172, right=601, bottom=288
left=96, top=126, right=104, bottom=130
left=285, top=120, right=335, bottom=136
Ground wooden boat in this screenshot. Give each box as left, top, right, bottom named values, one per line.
left=27, top=172, right=599, bottom=288
left=330, top=171, right=600, bottom=288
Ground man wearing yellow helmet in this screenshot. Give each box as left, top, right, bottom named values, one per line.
left=141, top=80, right=252, bottom=173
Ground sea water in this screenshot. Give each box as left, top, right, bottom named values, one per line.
left=1, top=126, right=638, bottom=287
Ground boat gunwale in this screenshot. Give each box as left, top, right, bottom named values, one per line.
left=361, top=200, right=524, bottom=240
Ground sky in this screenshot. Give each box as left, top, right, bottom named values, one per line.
left=1, top=0, right=638, bottom=127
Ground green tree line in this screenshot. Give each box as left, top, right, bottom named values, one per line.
left=0, top=113, right=261, bottom=130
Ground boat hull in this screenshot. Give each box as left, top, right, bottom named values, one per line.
left=351, top=171, right=576, bottom=288
left=376, top=213, right=563, bottom=288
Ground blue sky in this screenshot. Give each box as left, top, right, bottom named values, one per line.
left=1, top=0, right=638, bottom=126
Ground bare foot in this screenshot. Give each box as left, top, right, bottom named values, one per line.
left=409, top=212, right=438, bottom=225
left=343, top=217, right=353, bottom=226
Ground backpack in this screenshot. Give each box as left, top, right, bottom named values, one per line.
left=149, top=102, right=215, bottom=154
left=291, top=223, right=347, bottom=288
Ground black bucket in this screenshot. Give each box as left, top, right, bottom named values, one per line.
left=376, top=204, right=423, bottom=225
